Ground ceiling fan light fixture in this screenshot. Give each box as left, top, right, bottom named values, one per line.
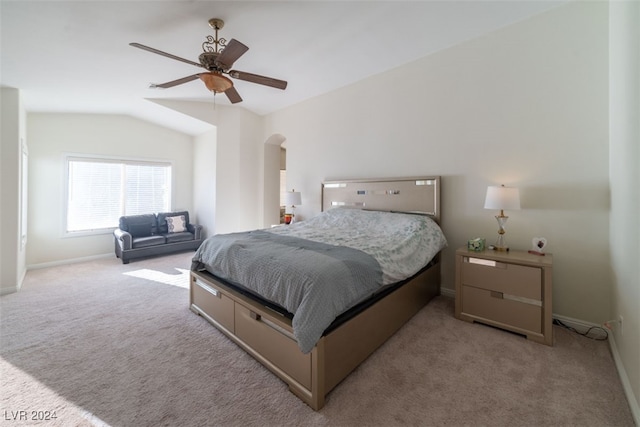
left=199, top=72, right=233, bottom=93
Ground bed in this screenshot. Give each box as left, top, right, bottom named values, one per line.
left=189, top=176, right=446, bottom=409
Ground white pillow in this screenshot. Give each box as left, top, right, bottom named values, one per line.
left=166, top=215, right=186, bottom=233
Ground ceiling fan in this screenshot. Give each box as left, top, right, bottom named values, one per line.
left=130, top=18, right=287, bottom=104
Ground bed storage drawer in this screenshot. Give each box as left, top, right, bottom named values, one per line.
left=191, top=277, right=235, bottom=333
left=461, top=285, right=542, bottom=333
left=234, top=303, right=311, bottom=390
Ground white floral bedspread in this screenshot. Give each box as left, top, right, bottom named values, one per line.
left=267, top=208, right=448, bottom=285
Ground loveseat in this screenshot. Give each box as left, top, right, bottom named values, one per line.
left=114, top=211, right=203, bottom=264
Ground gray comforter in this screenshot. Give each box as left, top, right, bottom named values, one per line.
left=191, top=230, right=383, bottom=353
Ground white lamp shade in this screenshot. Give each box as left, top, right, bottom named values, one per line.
left=484, top=186, right=520, bottom=210
left=285, top=191, right=302, bottom=207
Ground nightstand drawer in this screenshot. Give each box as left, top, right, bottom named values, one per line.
left=461, top=257, right=541, bottom=300
left=462, top=285, right=542, bottom=333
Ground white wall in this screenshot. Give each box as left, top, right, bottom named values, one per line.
left=609, top=0, right=640, bottom=416
left=26, top=113, right=194, bottom=266
left=193, top=128, right=217, bottom=237
left=154, top=100, right=266, bottom=234
left=0, top=87, right=27, bottom=294
left=228, top=108, right=264, bottom=233
left=265, top=2, right=610, bottom=323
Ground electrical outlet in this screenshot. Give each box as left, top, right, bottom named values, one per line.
left=618, top=315, right=623, bottom=336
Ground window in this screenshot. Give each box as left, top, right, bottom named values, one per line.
left=65, top=156, right=171, bottom=234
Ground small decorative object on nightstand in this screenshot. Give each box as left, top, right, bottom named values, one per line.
left=528, top=237, right=547, bottom=256
left=467, top=238, right=486, bottom=252
left=455, top=246, right=553, bottom=345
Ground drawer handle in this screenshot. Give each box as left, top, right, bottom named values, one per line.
left=195, top=279, right=221, bottom=298
left=466, top=257, right=507, bottom=269
left=504, top=294, right=543, bottom=307
left=249, top=310, right=295, bottom=340
left=490, top=291, right=504, bottom=299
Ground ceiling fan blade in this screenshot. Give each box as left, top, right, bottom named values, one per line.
left=228, top=70, right=287, bottom=90
left=225, top=86, right=243, bottom=104
left=151, top=74, right=201, bottom=89
left=215, top=39, right=249, bottom=69
left=130, top=42, right=203, bottom=68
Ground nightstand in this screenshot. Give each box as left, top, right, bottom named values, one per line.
left=455, top=247, right=553, bottom=345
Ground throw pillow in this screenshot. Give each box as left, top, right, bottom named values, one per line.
left=166, top=215, right=186, bottom=233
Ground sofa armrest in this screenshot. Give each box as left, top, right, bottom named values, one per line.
left=114, top=228, right=133, bottom=250
left=188, top=223, right=203, bottom=240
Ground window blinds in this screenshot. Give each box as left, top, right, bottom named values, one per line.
left=66, top=158, right=171, bottom=233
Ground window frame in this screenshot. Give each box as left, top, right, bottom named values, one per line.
left=62, top=153, right=174, bottom=238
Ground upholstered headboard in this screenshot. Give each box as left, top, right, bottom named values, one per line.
left=321, top=176, right=441, bottom=223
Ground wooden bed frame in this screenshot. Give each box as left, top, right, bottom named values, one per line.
left=189, top=176, right=442, bottom=410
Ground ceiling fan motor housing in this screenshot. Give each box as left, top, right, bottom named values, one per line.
left=199, top=52, right=223, bottom=71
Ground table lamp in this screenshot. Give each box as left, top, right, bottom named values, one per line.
left=484, top=184, right=520, bottom=251
left=284, top=190, right=302, bottom=224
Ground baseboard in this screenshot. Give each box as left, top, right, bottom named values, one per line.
left=552, top=313, right=602, bottom=333
left=0, top=268, right=26, bottom=296
left=0, top=285, right=20, bottom=296
left=607, top=331, right=640, bottom=425
left=553, top=313, right=639, bottom=425
left=27, top=253, right=112, bottom=270
left=440, top=286, right=455, bottom=298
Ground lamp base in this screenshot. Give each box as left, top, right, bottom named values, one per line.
left=492, top=215, right=510, bottom=252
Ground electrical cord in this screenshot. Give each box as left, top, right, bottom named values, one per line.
left=552, top=318, right=609, bottom=341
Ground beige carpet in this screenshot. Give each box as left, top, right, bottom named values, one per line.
left=1, top=252, right=634, bottom=427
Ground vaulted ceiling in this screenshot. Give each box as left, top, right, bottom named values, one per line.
left=1, top=1, right=565, bottom=135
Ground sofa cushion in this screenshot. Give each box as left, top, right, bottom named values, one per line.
left=164, top=231, right=194, bottom=244
left=157, top=211, right=190, bottom=234
left=128, top=223, right=153, bottom=238
left=119, top=214, right=157, bottom=235
left=132, top=235, right=166, bottom=249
